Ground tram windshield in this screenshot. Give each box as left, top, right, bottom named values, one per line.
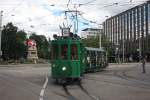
left=71, top=44, right=78, bottom=60
left=51, top=44, right=59, bottom=59
left=61, top=44, right=68, bottom=60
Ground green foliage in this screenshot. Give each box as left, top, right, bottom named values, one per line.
left=81, top=35, right=110, bottom=49
left=81, top=34, right=114, bottom=58
left=82, top=36, right=99, bottom=48
left=16, top=30, right=27, bottom=59
left=29, top=34, right=50, bottom=59
left=1, top=22, right=50, bottom=60
left=2, top=23, right=27, bottom=60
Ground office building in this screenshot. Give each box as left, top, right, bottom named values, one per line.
left=103, top=1, right=150, bottom=62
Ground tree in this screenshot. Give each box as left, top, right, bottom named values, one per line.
left=2, top=23, right=17, bottom=60
left=16, top=30, right=27, bottom=59
left=81, top=34, right=110, bottom=49
left=81, top=34, right=114, bottom=62
left=81, top=36, right=99, bottom=48
left=2, top=23, right=27, bottom=60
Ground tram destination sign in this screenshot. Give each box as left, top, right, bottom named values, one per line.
left=62, top=28, right=70, bottom=37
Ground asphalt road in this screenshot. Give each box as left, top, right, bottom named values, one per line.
left=0, top=63, right=150, bottom=100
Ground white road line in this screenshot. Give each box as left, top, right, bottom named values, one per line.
left=90, top=95, right=100, bottom=100
left=39, top=76, right=48, bottom=100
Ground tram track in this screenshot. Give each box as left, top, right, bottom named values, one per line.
left=93, top=64, right=150, bottom=85
left=85, top=76, right=150, bottom=90
left=50, top=64, right=150, bottom=100
left=122, top=70, right=150, bottom=84
left=113, top=69, right=150, bottom=87
left=85, top=68, right=150, bottom=90
left=54, top=82, right=101, bottom=100
left=62, top=84, right=78, bottom=100
left=77, top=83, right=100, bottom=100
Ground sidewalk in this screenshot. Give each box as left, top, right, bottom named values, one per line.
left=108, top=63, right=150, bottom=83
left=124, top=63, right=150, bottom=83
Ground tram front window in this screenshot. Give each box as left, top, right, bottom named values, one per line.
left=71, top=44, right=78, bottom=60
left=51, top=44, right=59, bottom=59
left=61, top=44, right=68, bottom=60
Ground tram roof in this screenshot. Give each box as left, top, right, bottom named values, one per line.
left=85, top=47, right=105, bottom=52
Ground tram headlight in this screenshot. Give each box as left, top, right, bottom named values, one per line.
left=52, top=64, right=55, bottom=67
left=62, top=67, right=66, bottom=71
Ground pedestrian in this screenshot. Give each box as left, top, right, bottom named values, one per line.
left=142, top=58, right=146, bottom=73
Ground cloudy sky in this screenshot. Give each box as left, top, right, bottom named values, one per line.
left=0, top=0, right=148, bottom=38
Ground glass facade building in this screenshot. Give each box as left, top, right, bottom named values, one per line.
left=103, top=1, right=150, bottom=62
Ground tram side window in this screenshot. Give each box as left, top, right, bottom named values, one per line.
left=96, top=51, right=100, bottom=64
left=101, top=53, right=104, bottom=62
left=52, top=44, right=59, bottom=59
left=61, top=44, right=68, bottom=60
left=100, top=52, right=102, bottom=63
left=71, top=44, right=78, bottom=60
left=91, top=51, right=96, bottom=66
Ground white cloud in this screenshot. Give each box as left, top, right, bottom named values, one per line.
left=0, top=0, right=148, bottom=39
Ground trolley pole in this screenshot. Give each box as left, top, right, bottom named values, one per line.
left=0, top=11, right=3, bottom=57
left=99, top=32, right=101, bottom=48
left=65, top=10, right=79, bottom=34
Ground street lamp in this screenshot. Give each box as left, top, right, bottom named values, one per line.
left=99, top=24, right=103, bottom=49
left=137, top=37, right=142, bottom=62
left=0, top=11, right=3, bottom=57
left=99, top=32, right=101, bottom=48
left=123, top=38, right=125, bottom=63
left=115, top=43, right=120, bottom=63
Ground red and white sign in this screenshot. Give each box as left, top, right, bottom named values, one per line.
left=25, top=39, right=36, bottom=47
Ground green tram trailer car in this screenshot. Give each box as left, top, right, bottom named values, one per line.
left=85, top=47, right=108, bottom=72
left=50, top=37, right=108, bottom=83
left=50, top=38, right=85, bottom=82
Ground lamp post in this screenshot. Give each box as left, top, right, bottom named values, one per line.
left=139, top=37, right=142, bottom=61
left=115, top=43, right=120, bottom=63
left=0, top=11, right=3, bottom=57
left=99, top=32, right=101, bottom=48
left=136, top=33, right=142, bottom=61
left=123, top=38, right=125, bottom=63
left=99, top=24, right=103, bottom=49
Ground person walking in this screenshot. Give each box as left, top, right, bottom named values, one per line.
left=142, top=58, right=146, bottom=73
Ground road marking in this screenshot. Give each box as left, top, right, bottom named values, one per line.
left=90, top=95, right=100, bottom=100
left=39, top=76, right=48, bottom=100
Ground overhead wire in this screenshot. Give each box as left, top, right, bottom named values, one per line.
left=4, top=0, right=25, bottom=17
left=79, top=0, right=97, bottom=6
left=66, top=0, right=99, bottom=29
left=65, top=0, right=99, bottom=32
left=65, top=0, right=76, bottom=28
left=2, top=0, right=148, bottom=33
left=78, top=0, right=147, bottom=26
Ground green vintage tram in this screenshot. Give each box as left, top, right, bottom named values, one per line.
left=50, top=33, right=108, bottom=83
left=51, top=37, right=85, bottom=82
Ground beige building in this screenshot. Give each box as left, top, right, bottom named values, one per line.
left=27, top=46, right=38, bottom=60
left=81, top=28, right=103, bottom=38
